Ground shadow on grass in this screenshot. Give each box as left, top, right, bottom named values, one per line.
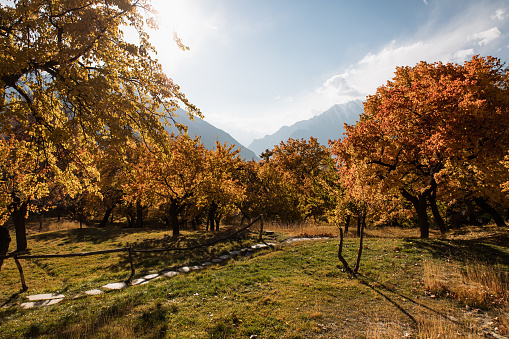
left=405, top=235, right=509, bottom=266
left=356, top=276, right=475, bottom=334
left=105, top=227, right=253, bottom=276
left=28, top=227, right=168, bottom=245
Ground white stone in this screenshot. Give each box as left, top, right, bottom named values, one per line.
left=219, top=255, right=230, bottom=260
left=102, top=282, right=127, bottom=290
left=131, top=278, right=146, bottom=286
left=251, top=244, right=268, bottom=249
left=177, top=266, right=190, bottom=273
left=189, top=265, right=202, bottom=270
left=143, top=273, right=160, bottom=280
left=229, top=250, right=241, bottom=256
left=162, top=271, right=179, bottom=277
left=27, top=293, right=65, bottom=301
left=212, top=258, right=222, bottom=263
left=84, top=289, right=103, bottom=295
left=20, top=298, right=63, bottom=309
left=201, top=262, right=213, bottom=266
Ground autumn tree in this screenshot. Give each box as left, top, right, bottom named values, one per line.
left=125, top=134, right=207, bottom=236
left=259, top=137, right=336, bottom=223
left=201, top=142, right=245, bottom=232
left=332, top=56, right=509, bottom=238
left=0, top=0, right=199, bottom=250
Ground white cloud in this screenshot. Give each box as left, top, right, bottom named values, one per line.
left=492, top=8, right=507, bottom=20
left=469, top=27, right=502, bottom=46
left=452, top=49, right=475, bottom=62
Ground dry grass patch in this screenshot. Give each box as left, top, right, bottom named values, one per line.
left=265, top=221, right=339, bottom=238
left=423, top=260, right=508, bottom=309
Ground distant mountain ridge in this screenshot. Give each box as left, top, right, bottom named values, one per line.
left=166, top=109, right=259, bottom=161
left=248, top=100, right=364, bottom=156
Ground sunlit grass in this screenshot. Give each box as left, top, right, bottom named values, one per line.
left=0, top=222, right=507, bottom=338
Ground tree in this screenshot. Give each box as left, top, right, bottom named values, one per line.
left=0, top=0, right=199, bottom=249
left=332, top=56, right=509, bottom=238
left=258, top=138, right=335, bottom=223
left=126, top=134, right=208, bottom=237
left=201, top=142, right=245, bottom=232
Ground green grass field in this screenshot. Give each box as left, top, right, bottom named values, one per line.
left=0, top=221, right=508, bottom=338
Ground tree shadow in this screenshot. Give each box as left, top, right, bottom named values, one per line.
left=405, top=234, right=509, bottom=266
left=104, top=227, right=252, bottom=276
left=357, top=275, right=473, bottom=334
left=28, top=227, right=171, bottom=245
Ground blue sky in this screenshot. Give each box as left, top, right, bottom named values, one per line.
left=146, top=0, right=509, bottom=145
left=10, top=0, right=509, bottom=146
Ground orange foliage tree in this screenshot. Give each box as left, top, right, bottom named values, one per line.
left=332, top=56, right=509, bottom=238
left=259, top=137, right=336, bottom=223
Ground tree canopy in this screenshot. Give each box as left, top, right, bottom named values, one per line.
left=331, top=55, right=509, bottom=238
left=0, top=0, right=200, bottom=250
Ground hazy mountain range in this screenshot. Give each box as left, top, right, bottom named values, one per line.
left=248, top=100, right=364, bottom=156
left=166, top=109, right=260, bottom=161
left=168, top=100, right=364, bottom=160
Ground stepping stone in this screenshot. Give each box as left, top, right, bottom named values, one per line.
left=201, top=262, right=213, bottom=267
left=102, top=282, right=127, bottom=290
left=27, top=293, right=65, bottom=301
left=219, top=255, right=230, bottom=260
left=84, top=289, right=103, bottom=296
left=143, top=273, right=160, bottom=280
left=131, top=278, right=146, bottom=286
left=212, top=258, right=222, bottom=263
left=229, top=250, right=241, bottom=256
left=21, top=298, right=63, bottom=309
left=251, top=244, right=268, bottom=249
left=189, top=265, right=202, bottom=270
left=264, top=230, right=275, bottom=235
left=161, top=271, right=179, bottom=278
left=177, top=267, right=190, bottom=273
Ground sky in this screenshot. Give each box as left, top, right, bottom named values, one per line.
left=143, top=0, right=509, bottom=146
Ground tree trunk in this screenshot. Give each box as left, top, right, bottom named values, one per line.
left=208, top=201, right=218, bottom=232
left=354, top=213, right=366, bottom=273
left=474, top=197, right=507, bottom=227
left=11, top=199, right=28, bottom=252
left=344, top=215, right=351, bottom=236
left=169, top=201, right=180, bottom=237
left=99, top=207, right=114, bottom=228
left=0, top=225, right=11, bottom=270
left=214, top=213, right=222, bottom=231
left=337, top=227, right=353, bottom=274
left=356, top=216, right=361, bottom=237
left=428, top=174, right=447, bottom=234
left=429, top=191, right=447, bottom=234
left=402, top=189, right=429, bottom=239
left=135, top=200, right=143, bottom=228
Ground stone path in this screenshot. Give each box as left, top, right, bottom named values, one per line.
left=19, top=242, right=278, bottom=309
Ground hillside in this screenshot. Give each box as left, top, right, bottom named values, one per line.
left=248, top=100, right=364, bottom=156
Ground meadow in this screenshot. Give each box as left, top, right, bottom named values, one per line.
left=0, top=219, right=508, bottom=338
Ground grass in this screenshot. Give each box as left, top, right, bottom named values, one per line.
left=0, top=219, right=508, bottom=338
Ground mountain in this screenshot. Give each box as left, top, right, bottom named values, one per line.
left=166, top=109, right=259, bottom=161
left=248, top=100, right=364, bottom=156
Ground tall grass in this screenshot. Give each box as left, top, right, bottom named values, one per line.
left=423, top=260, right=508, bottom=309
